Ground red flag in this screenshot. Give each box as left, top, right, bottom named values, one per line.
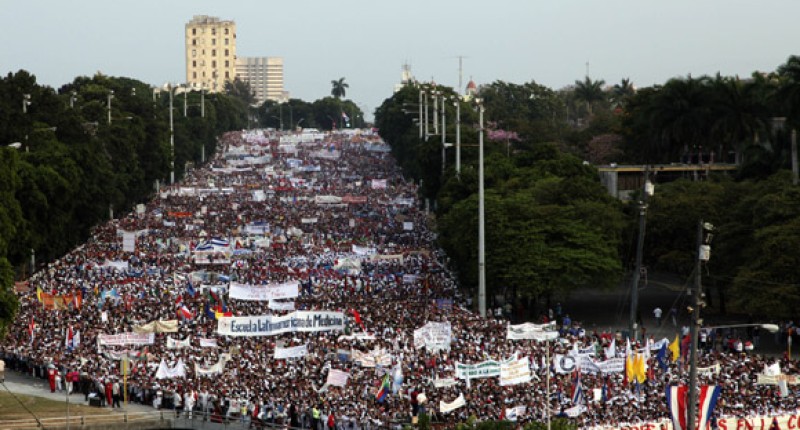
left=177, top=305, right=193, bottom=319
left=73, top=291, right=82, bottom=309
left=28, top=316, right=35, bottom=341
left=351, top=309, right=365, bottom=331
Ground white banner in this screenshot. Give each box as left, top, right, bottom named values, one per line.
left=274, top=344, right=308, bottom=359
left=414, top=321, right=452, bottom=351
left=216, top=311, right=345, bottom=337
left=595, top=357, right=626, bottom=374
left=505, top=406, right=527, bottom=422
left=500, top=356, right=532, bottom=386
left=352, top=245, right=377, bottom=256
left=440, top=393, right=466, bottom=413
left=433, top=378, right=459, bottom=388
left=403, top=222, right=414, bottom=231
left=122, top=231, right=136, bottom=252
left=228, top=281, right=300, bottom=301
left=371, top=179, right=387, bottom=190
left=507, top=322, right=559, bottom=341
left=198, top=338, right=218, bottom=348
left=337, top=333, right=376, bottom=342
left=97, top=333, right=155, bottom=346
left=166, top=336, right=191, bottom=349
left=194, top=356, right=229, bottom=376
left=455, top=360, right=501, bottom=380
left=268, top=300, right=296, bottom=311
left=326, top=369, right=350, bottom=387
left=351, top=348, right=392, bottom=368
left=155, top=358, right=186, bottom=379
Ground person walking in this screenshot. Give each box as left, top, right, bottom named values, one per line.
left=112, top=379, right=121, bottom=408
left=653, top=307, right=663, bottom=327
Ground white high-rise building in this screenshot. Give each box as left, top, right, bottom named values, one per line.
left=236, top=57, right=287, bottom=103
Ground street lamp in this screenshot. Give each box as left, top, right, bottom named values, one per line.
left=70, top=91, right=77, bottom=109
left=476, top=97, right=487, bottom=318
left=161, top=83, right=176, bottom=185
left=296, top=118, right=305, bottom=130
left=107, top=90, right=114, bottom=125
left=23, top=93, right=31, bottom=113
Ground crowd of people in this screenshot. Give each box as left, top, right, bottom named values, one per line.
left=1, top=128, right=798, bottom=429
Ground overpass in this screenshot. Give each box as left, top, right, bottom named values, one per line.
left=597, top=163, right=738, bottom=199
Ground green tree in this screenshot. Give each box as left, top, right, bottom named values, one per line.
left=331, top=77, right=349, bottom=99
left=573, top=76, right=606, bottom=117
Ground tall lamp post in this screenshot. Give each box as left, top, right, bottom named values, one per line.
left=23, top=93, right=31, bottom=113
left=476, top=98, right=487, bottom=318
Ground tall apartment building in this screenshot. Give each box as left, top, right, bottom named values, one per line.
left=236, top=56, right=286, bottom=103
left=185, top=15, right=236, bottom=92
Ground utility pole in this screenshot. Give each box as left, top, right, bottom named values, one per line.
left=686, top=220, right=707, bottom=430
left=418, top=90, right=424, bottom=140
left=630, top=166, right=650, bottom=342
left=441, top=94, right=447, bottom=176
left=424, top=91, right=429, bottom=141
left=454, top=98, right=461, bottom=176
left=169, top=85, right=175, bottom=185
left=477, top=100, right=486, bottom=318
left=433, top=91, right=439, bottom=135
left=792, top=129, right=798, bottom=185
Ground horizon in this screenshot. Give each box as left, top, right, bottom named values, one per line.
left=3, top=1, right=800, bottom=120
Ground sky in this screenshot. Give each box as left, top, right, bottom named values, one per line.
left=3, top=0, right=800, bottom=120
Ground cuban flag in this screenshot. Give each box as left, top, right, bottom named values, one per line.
left=209, top=237, right=230, bottom=248
left=570, top=365, right=583, bottom=405
left=697, top=385, right=721, bottom=430
left=65, top=326, right=75, bottom=351
left=666, top=385, right=688, bottom=430
left=341, top=111, right=350, bottom=127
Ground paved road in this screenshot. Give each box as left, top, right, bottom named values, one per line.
left=1, top=368, right=154, bottom=414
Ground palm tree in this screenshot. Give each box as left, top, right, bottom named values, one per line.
left=573, top=76, right=606, bottom=116
left=709, top=74, right=771, bottom=164
left=645, top=76, right=713, bottom=162
left=611, top=78, right=635, bottom=109
left=331, top=77, right=349, bottom=99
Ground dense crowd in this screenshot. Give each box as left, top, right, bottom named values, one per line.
left=1, top=128, right=798, bottom=429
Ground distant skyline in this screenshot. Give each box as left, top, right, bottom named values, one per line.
left=3, top=0, right=800, bottom=120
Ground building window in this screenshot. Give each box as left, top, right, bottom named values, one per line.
left=225, top=49, right=229, bottom=56
left=202, top=71, right=206, bottom=78
left=212, top=49, right=216, bottom=56
left=193, top=72, right=197, bottom=79
left=211, top=28, right=216, bottom=35
left=212, top=60, right=216, bottom=68
left=225, top=71, right=230, bottom=78
left=192, top=28, right=196, bottom=35
left=192, top=39, right=197, bottom=46
left=225, top=60, right=229, bottom=67
left=212, top=38, right=216, bottom=45
left=192, top=60, right=196, bottom=68
left=225, top=38, right=229, bottom=45
left=192, top=49, right=196, bottom=57
left=225, top=28, right=229, bottom=35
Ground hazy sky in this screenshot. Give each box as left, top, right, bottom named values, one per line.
left=3, top=0, right=800, bottom=119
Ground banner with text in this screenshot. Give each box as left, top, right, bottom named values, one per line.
left=216, top=311, right=345, bottom=337
left=228, top=281, right=300, bottom=301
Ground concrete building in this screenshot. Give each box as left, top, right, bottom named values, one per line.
left=236, top=56, right=286, bottom=103
left=185, top=15, right=237, bottom=92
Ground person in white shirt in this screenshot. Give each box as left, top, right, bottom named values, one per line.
left=653, top=307, right=663, bottom=327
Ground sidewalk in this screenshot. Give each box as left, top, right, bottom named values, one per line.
left=1, top=369, right=154, bottom=414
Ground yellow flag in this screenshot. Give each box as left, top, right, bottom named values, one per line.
left=635, top=354, right=647, bottom=383
left=669, top=335, right=680, bottom=362
left=36, top=287, right=43, bottom=302
left=625, top=354, right=634, bottom=383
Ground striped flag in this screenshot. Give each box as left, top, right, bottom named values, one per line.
left=570, top=364, right=583, bottom=405
left=697, top=385, right=721, bottom=430
left=666, top=385, right=688, bottom=430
